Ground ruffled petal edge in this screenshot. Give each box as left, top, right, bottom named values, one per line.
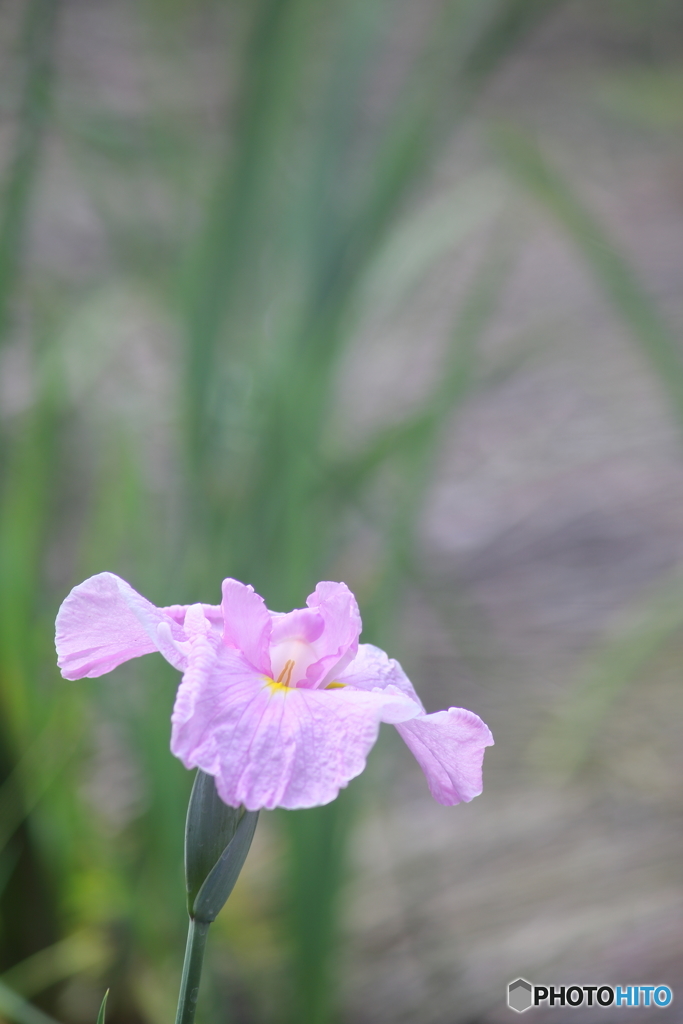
left=396, top=707, right=494, bottom=805
left=56, top=572, right=187, bottom=679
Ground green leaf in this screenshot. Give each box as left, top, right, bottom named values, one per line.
left=96, top=991, right=109, bottom=1024
left=184, top=770, right=259, bottom=922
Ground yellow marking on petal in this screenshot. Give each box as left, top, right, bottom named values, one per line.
left=325, top=681, right=346, bottom=689
left=263, top=677, right=291, bottom=694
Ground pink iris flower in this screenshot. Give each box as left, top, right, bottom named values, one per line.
left=56, top=573, right=493, bottom=811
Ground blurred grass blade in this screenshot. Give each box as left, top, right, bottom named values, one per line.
left=183, top=0, right=317, bottom=466
left=0, top=931, right=108, bottom=999
left=0, top=0, right=60, bottom=341
left=460, top=0, right=561, bottom=87
left=282, top=788, right=356, bottom=1024
left=362, top=243, right=512, bottom=639
left=336, top=234, right=511, bottom=511
left=96, top=990, right=108, bottom=1024
left=360, top=173, right=505, bottom=312
left=495, top=126, right=683, bottom=434
left=0, top=980, right=63, bottom=1024
left=530, top=573, right=683, bottom=777
left=339, top=0, right=559, bottom=307
left=0, top=717, right=78, bottom=857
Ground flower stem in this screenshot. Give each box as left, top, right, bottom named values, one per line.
left=174, top=918, right=210, bottom=1024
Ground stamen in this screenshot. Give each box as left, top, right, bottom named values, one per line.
left=277, top=659, right=295, bottom=687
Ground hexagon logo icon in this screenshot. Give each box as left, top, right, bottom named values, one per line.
left=508, top=979, right=533, bottom=1013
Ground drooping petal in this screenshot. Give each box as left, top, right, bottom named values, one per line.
left=336, top=643, right=424, bottom=707
left=170, top=643, right=420, bottom=810
left=221, top=579, right=272, bottom=675
left=396, top=708, right=494, bottom=805
left=340, top=645, right=493, bottom=803
left=56, top=572, right=187, bottom=679
left=301, top=581, right=362, bottom=689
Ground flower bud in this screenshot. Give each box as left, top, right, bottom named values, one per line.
left=184, top=770, right=259, bottom=923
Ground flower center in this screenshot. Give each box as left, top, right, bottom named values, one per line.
left=269, top=638, right=318, bottom=687
left=276, top=659, right=295, bottom=686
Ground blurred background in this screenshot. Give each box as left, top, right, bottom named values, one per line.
left=0, top=1, right=682, bottom=1022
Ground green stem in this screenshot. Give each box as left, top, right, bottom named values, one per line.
left=174, top=918, right=210, bottom=1024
